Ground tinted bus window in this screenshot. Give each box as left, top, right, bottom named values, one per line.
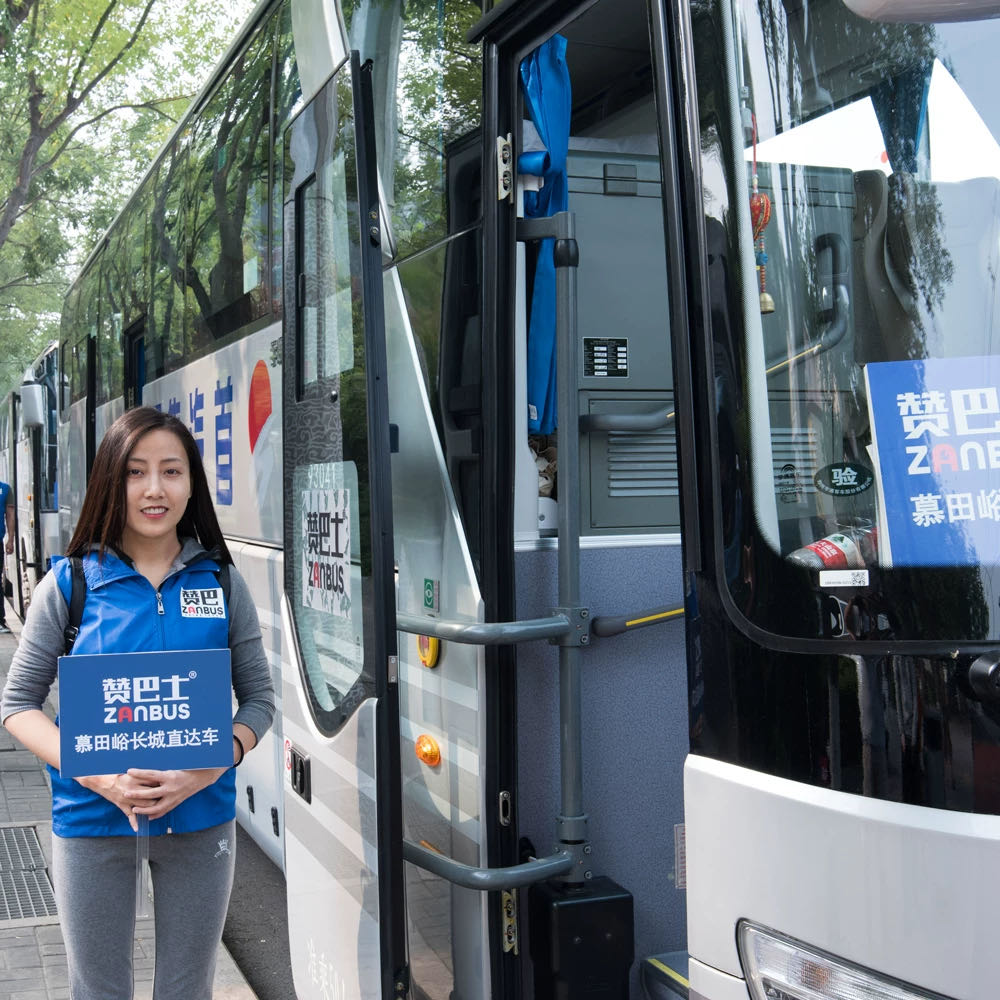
left=148, top=146, right=187, bottom=376
left=185, top=17, right=273, bottom=347
left=272, top=0, right=303, bottom=314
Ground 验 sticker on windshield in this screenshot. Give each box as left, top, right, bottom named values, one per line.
left=301, top=488, right=351, bottom=616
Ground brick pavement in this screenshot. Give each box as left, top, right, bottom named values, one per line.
left=0, top=614, right=256, bottom=1000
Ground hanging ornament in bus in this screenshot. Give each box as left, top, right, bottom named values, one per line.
left=749, top=113, right=775, bottom=314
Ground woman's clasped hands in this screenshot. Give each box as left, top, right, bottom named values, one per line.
left=76, top=767, right=229, bottom=831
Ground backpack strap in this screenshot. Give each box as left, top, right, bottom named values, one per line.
left=216, top=562, right=231, bottom=607
left=63, top=556, right=86, bottom=656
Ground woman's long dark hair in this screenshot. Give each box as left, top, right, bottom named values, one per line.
left=67, top=406, right=232, bottom=564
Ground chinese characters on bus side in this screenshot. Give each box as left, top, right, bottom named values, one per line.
left=301, top=489, right=351, bottom=617
left=152, top=376, right=234, bottom=506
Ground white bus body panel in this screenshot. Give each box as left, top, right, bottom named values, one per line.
left=281, top=592, right=382, bottom=1000
left=384, top=265, right=491, bottom=998
left=685, top=753, right=1000, bottom=999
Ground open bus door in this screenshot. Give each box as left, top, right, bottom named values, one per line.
left=280, top=53, right=408, bottom=1000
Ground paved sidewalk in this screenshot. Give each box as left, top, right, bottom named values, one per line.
left=0, top=614, right=256, bottom=1000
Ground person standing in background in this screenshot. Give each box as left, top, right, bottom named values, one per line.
left=0, top=479, right=13, bottom=634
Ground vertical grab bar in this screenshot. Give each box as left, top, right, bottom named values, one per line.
left=518, top=211, right=589, bottom=883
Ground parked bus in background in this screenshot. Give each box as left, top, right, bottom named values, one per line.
left=1, top=342, right=60, bottom=621
left=4, top=0, right=1000, bottom=997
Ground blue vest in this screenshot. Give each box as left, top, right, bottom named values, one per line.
left=50, top=549, right=235, bottom=837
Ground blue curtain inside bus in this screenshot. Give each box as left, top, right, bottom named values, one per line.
left=519, top=35, right=571, bottom=435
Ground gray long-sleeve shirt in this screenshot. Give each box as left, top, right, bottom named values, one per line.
left=2, top=543, right=275, bottom=742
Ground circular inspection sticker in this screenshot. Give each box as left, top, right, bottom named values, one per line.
left=814, top=462, right=874, bottom=496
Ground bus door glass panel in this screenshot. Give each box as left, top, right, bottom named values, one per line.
left=701, top=1, right=1000, bottom=642
left=281, top=63, right=403, bottom=1000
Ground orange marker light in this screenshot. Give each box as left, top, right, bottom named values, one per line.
left=417, top=634, right=440, bottom=668
left=414, top=734, right=441, bottom=767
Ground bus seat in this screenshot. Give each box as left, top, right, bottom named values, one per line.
left=855, top=170, right=1000, bottom=365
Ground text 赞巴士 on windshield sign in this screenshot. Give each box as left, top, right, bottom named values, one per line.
left=865, top=354, right=1000, bottom=566
left=57, top=648, right=233, bottom=778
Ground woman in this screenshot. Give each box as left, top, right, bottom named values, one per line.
left=1, top=406, right=275, bottom=1000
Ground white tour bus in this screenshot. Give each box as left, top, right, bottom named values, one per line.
left=4, top=0, right=1000, bottom=998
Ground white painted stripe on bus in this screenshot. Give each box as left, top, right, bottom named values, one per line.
left=398, top=658, right=479, bottom=711
left=403, top=776, right=481, bottom=837
left=285, top=784, right=376, bottom=874
left=398, top=716, right=480, bottom=774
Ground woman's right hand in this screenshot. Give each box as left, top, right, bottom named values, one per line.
left=75, top=773, right=147, bottom=832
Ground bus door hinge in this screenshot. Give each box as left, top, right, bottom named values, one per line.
left=501, top=889, right=519, bottom=954
left=496, top=134, right=513, bottom=202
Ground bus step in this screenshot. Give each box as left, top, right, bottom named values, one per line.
left=640, top=951, right=689, bottom=999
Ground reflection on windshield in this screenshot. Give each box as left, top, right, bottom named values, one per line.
left=749, top=58, right=1000, bottom=183
left=700, top=0, right=1000, bottom=641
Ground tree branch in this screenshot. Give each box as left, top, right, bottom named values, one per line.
left=32, top=96, right=186, bottom=183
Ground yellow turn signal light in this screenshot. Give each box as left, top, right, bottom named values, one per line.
left=417, top=634, right=440, bottom=667
left=414, top=734, right=441, bottom=767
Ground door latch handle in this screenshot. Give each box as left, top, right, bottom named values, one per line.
left=289, top=746, right=312, bottom=803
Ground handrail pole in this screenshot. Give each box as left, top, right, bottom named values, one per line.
left=403, top=840, right=574, bottom=890
left=553, top=212, right=588, bottom=881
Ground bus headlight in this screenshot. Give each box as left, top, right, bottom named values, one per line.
left=738, top=921, right=949, bottom=1000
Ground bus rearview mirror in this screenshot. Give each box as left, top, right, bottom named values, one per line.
left=20, top=382, right=47, bottom=429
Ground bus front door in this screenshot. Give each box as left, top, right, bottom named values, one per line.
left=280, top=54, right=408, bottom=1000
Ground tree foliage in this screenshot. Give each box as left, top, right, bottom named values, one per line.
left=0, top=0, right=254, bottom=388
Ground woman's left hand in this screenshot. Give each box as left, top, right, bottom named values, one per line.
left=125, top=767, right=229, bottom=819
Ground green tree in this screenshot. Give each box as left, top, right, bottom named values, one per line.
left=0, top=0, right=254, bottom=388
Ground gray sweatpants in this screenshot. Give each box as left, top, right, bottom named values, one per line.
left=52, top=819, right=237, bottom=1000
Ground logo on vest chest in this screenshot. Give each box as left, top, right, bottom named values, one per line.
left=180, top=587, right=226, bottom=618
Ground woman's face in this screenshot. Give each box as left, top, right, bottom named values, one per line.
left=121, top=429, right=192, bottom=555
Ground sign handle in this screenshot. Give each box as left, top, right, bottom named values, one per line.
left=135, top=814, right=151, bottom=918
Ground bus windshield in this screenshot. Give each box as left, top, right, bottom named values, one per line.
left=697, top=0, right=1000, bottom=643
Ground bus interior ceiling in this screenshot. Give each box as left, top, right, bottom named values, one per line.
left=512, top=0, right=688, bottom=996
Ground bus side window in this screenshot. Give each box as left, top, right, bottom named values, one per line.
left=184, top=14, right=273, bottom=350
left=271, top=1, right=303, bottom=316
left=149, top=149, right=187, bottom=375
